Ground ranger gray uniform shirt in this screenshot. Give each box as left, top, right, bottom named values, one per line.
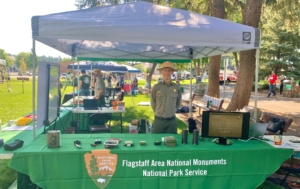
left=95, top=76, right=106, bottom=95
left=151, top=81, right=182, bottom=118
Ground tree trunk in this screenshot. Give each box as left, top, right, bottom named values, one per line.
left=207, top=0, right=225, bottom=98
left=207, top=55, right=221, bottom=97
left=233, top=52, right=239, bottom=71
left=226, top=0, right=263, bottom=111
left=193, top=60, right=201, bottom=76
left=147, top=63, right=157, bottom=89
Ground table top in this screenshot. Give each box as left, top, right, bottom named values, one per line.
left=8, top=134, right=293, bottom=189
left=263, top=135, right=300, bottom=151
left=72, top=107, right=125, bottom=113
left=62, top=96, right=95, bottom=107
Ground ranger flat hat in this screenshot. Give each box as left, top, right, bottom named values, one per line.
left=157, top=61, right=177, bottom=71
left=93, top=68, right=101, bottom=72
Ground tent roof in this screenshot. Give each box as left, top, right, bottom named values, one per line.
left=32, top=2, right=260, bottom=62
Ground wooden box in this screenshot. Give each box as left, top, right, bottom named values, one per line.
left=47, top=130, right=61, bottom=148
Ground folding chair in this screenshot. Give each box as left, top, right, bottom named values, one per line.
left=89, top=113, right=111, bottom=133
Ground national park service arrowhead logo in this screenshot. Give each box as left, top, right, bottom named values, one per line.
left=84, top=150, right=118, bottom=189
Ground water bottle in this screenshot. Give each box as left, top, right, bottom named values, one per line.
left=206, top=101, right=209, bottom=108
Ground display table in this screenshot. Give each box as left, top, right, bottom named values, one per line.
left=62, top=97, right=125, bottom=133
left=9, top=134, right=293, bottom=189
left=0, top=109, right=72, bottom=159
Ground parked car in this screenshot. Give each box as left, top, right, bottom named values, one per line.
left=219, top=71, right=238, bottom=85
left=61, top=73, right=67, bottom=79
left=26, top=72, right=32, bottom=76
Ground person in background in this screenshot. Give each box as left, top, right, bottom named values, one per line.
left=132, top=75, right=138, bottom=90
left=267, top=71, right=278, bottom=98
left=279, top=75, right=286, bottom=95
left=72, top=71, right=79, bottom=93
left=92, top=68, right=106, bottom=107
left=78, top=69, right=91, bottom=96
left=115, top=81, right=122, bottom=92
left=151, top=61, right=182, bottom=134
left=107, top=73, right=112, bottom=88
left=120, top=74, right=124, bottom=89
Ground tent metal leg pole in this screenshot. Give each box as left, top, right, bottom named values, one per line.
left=77, top=62, right=80, bottom=107
left=254, top=49, right=260, bottom=122
left=223, top=58, right=226, bottom=99
left=32, top=39, right=36, bottom=138
left=189, top=60, right=192, bottom=118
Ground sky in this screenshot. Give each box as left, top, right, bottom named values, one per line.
left=0, top=0, right=77, bottom=58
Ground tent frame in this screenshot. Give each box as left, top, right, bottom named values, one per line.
left=31, top=2, right=261, bottom=138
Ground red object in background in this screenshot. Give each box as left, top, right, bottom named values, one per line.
left=24, top=114, right=37, bottom=120
left=123, top=84, right=132, bottom=93
left=130, top=129, right=136, bottom=134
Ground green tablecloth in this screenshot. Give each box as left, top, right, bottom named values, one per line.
left=9, top=134, right=293, bottom=189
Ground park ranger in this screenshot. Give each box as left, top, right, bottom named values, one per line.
left=92, top=68, right=106, bottom=107
left=151, top=61, right=182, bottom=133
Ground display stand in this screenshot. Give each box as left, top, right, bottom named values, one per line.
left=43, top=111, right=66, bottom=134
left=215, top=137, right=232, bottom=145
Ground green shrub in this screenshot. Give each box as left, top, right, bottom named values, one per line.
left=252, top=82, right=269, bottom=91
left=260, top=83, right=270, bottom=90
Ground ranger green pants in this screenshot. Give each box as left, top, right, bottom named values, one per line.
left=97, top=96, right=105, bottom=107
left=152, top=118, right=177, bottom=134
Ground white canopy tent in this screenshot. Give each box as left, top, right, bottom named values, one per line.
left=31, top=2, right=261, bottom=137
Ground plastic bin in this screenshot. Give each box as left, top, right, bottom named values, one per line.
left=129, top=124, right=137, bottom=134
left=196, top=76, right=202, bottom=83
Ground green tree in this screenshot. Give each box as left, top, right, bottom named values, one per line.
left=174, top=63, right=189, bottom=72
left=193, top=58, right=209, bottom=77
left=0, top=49, right=13, bottom=67
left=20, top=58, right=27, bottom=73
left=133, top=63, right=144, bottom=73
left=38, top=55, right=61, bottom=63
left=61, top=57, right=72, bottom=62
left=260, top=4, right=300, bottom=76
left=15, top=52, right=31, bottom=69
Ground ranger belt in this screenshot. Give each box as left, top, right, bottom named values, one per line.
left=155, top=116, right=175, bottom=121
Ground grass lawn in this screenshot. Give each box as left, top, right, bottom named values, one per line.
left=0, top=78, right=283, bottom=189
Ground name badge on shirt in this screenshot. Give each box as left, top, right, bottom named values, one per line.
left=157, top=91, right=161, bottom=94
left=174, top=89, right=177, bottom=92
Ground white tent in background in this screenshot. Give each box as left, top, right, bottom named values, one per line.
left=123, top=65, right=141, bottom=73
left=31, top=2, right=261, bottom=137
